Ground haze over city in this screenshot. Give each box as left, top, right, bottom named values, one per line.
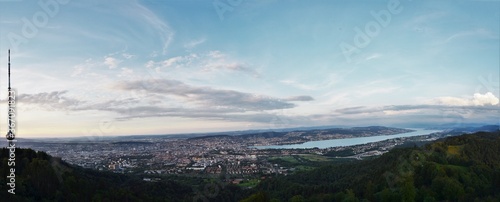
left=0, top=0, right=498, bottom=137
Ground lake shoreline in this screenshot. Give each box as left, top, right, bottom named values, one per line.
left=253, top=129, right=442, bottom=149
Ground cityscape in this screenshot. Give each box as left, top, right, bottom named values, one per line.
left=17, top=126, right=450, bottom=178
left=1, top=0, right=498, bottom=201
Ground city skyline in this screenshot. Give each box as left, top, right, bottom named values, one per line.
left=0, top=0, right=498, bottom=137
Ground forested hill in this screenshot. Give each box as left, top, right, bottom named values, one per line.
left=244, top=130, right=500, bottom=201
left=0, top=148, right=195, bottom=201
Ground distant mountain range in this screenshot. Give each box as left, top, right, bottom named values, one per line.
left=4, top=124, right=498, bottom=143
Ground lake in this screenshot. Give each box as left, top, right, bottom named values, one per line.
left=253, top=129, right=442, bottom=149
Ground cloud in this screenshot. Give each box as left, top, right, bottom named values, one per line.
left=334, top=106, right=377, bottom=115
left=104, top=57, right=121, bottom=69
left=155, top=54, right=197, bottom=69
left=434, top=96, right=471, bottom=106
left=285, top=96, right=315, bottom=102
left=383, top=109, right=420, bottom=115
left=130, top=1, right=174, bottom=55
left=184, top=38, right=206, bottom=49
left=472, top=92, right=499, bottom=106
left=113, top=79, right=310, bottom=111
left=201, top=51, right=260, bottom=77
left=40, top=1, right=174, bottom=58
left=412, top=11, right=447, bottom=24
left=365, top=53, right=382, bottom=61
left=335, top=104, right=499, bottom=115
left=280, top=80, right=318, bottom=91
left=12, top=78, right=314, bottom=125
left=331, top=104, right=500, bottom=124
left=406, top=11, right=446, bottom=34
left=326, top=103, right=499, bottom=127
left=445, top=28, right=498, bottom=43
left=17, top=91, right=82, bottom=110
left=71, top=58, right=95, bottom=77
left=434, top=92, right=499, bottom=106
left=110, top=106, right=309, bottom=125
left=118, top=68, right=134, bottom=78
left=122, top=53, right=135, bottom=59
left=14, top=89, right=497, bottom=130
left=147, top=51, right=260, bottom=77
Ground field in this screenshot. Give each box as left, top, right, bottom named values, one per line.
left=238, top=179, right=260, bottom=188
left=298, top=154, right=332, bottom=162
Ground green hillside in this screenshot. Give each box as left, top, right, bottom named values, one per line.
left=245, top=131, right=500, bottom=201
left=0, top=148, right=197, bottom=201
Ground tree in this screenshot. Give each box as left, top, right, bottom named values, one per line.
left=290, top=195, right=305, bottom=202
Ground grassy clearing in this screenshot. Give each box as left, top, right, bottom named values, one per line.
left=238, top=179, right=260, bottom=188
left=298, top=154, right=331, bottom=162
left=269, top=156, right=299, bottom=163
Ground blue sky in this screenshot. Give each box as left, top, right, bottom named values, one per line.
left=0, top=0, right=498, bottom=138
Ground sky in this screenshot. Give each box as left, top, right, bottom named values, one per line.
left=0, top=0, right=498, bottom=138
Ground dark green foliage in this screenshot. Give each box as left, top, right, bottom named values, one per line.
left=240, top=191, right=270, bottom=202
left=0, top=148, right=198, bottom=201
left=324, top=148, right=355, bottom=157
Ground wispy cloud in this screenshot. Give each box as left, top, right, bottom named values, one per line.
left=329, top=103, right=499, bottom=126
left=16, top=91, right=82, bottom=111
left=406, top=11, right=447, bottom=34
left=280, top=73, right=341, bottom=91
left=412, top=11, right=447, bottom=25
left=285, top=96, right=315, bottom=102
left=280, top=80, right=319, bottom=91
left=70, top=58, right=108, bottom=80
left=129, top=0, right=174, bottom=55
left=15, top=79, right=315, bottom=125
left=365, top=53, right=382, bottom=61
left=113, top=79, right=311, bottom=111
left=445, top=28, right=499, bottom=43
left=317, top=92, right=500, bottom=126
left=147, top=51, right=261, bottom=77
left=184, top=37, right=206, bottom=49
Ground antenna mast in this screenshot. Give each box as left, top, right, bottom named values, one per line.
left=8, top=49, right=10, bottom=90
left=6, top=50, right=15, bottom=140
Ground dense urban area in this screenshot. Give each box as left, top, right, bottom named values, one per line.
left=17, top=126, right=448, bottom=183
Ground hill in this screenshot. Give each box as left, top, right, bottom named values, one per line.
left=244, top=130, right=500, bottom=201
left=0, top=148, right=199, bottom=201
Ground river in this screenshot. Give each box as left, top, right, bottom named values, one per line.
left=253, top=129, right=442, bottom=149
